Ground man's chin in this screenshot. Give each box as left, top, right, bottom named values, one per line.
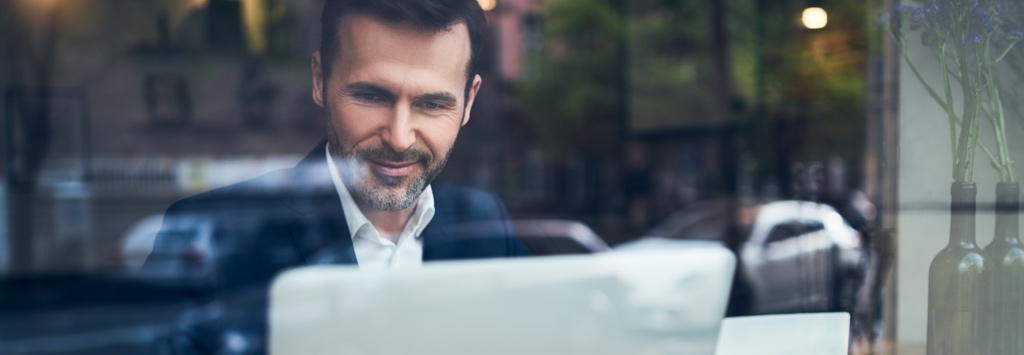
left=354, top=189, right=419, bottom=212
left=371, top=170, right=410, bottom=188
left=351, top=173, right=425, bottom=211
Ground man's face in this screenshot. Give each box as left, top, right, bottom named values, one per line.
left=312, top=14, right=482, bottom=211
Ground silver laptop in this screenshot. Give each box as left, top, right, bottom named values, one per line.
left=269, top=247, right=735, bottom=355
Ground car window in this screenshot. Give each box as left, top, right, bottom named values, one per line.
left=765, top=221, right=803, bottom=244
left=766, top=219, right=826, bottom=244
left=801, top=220, right=825, bottom=234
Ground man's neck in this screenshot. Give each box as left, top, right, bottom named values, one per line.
left=357, top=200, right=416, bottom=243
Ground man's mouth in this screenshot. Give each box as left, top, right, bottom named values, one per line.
left=366, top=159, right=419, bottom=177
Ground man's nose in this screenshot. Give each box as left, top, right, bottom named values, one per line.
left=381, top=105, right=416, bottom=152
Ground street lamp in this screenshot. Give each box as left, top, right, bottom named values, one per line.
left=802, top=7, right=827, bottom=29
left=478, top=0, right=496, bottom=12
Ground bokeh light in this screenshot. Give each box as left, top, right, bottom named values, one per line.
left=802, top=7, right=828, bottom=29
left=478, top=0, right=496, bottom=12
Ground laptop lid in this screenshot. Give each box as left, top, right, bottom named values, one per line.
left=269, top=247, right=735, bottom=355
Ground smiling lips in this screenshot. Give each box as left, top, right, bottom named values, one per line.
left=367, top=159, right=419, bottom=177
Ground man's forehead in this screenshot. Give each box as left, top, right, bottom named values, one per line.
left=335, top=14, right=472, bottom=75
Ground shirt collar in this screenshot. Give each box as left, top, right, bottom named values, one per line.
left=325, top=144, right=435, bottom=241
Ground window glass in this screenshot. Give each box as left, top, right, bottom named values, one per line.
left=766, top=221, right=803, bottom=244
left=2, top=0, right=990, bottom=353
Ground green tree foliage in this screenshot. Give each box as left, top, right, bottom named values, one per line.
left=519, top=0, right=868, bottom=168
left=516, top=0, right=625, bottom=157
left=626, top=0, right=718, bottom=133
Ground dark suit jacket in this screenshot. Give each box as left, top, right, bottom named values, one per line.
left=142, top=140, right=527, bottom=353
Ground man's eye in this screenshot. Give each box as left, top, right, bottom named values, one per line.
left=354, top=93, right=381, bottom=102
left=419, top=101, right=447, bottom=110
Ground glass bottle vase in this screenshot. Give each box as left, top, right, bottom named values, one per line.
left=927, top=182, right=987, bottom=355
left=982, top=182, right=1024, bottom=354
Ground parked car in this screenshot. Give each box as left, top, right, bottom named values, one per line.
left=511, top=219, right=611, bottom=255
left=646, top=200, right=864, bottom=314
left=116, top=214, right=217, bottom=284
left=646, top=199, right=728, bottom=242
left=741, top=200, right=862, bottom=314
left=437, top=219, right=611, bottom=257
left=116, top=209, right=290, bottom=288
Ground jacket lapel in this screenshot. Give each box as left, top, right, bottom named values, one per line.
left=421, top=207, right=457, bottom=261
left=285, top=139, right=358, bottom=266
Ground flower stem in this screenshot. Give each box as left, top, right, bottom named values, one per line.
left=941, top=43, right=959, bottom=168
left=952, top=40, right=977, bottom=182
left=985, top=48, right=1015, bottom=182
left=994, top=41, right=1018, bottom=64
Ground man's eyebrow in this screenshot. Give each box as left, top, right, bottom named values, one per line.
left=416, top=92, right=458, bottom=105
left=341, top=82, right=395, bottom=98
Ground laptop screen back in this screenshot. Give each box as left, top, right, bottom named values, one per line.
left=270, top=247, right=735, bottom=355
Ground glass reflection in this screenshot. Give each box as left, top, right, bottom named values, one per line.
left=0, top=0, right=901, bottom=354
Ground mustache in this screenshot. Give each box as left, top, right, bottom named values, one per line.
left=355, top=146, right=431, bottom=165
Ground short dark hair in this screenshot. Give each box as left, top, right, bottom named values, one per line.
left=319, top=0, right=487, bottom=100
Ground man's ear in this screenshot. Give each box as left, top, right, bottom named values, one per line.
left=311, top=51, right=325, bottom=108
left=461, top=74, right=483, bottom=127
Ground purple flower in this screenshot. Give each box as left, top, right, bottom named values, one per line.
left=972, top=7, right=995, bottom=33
left=969, top=32, right=983, bottom=44
left=880, top=5, right=913, bottom=25
left=912, top=8, right=926, bottom=22
left=926, top=1, right=950, bottom=28
left=995, top=3, right=1011, bottom=24
left=1009, top=30, right=1024, bottom=40
left=972, top=7, right=988, bottom=20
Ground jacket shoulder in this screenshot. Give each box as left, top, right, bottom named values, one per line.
left=164, top=167, right=330, bottom=215
left=431, top=183, right=508, bottom=222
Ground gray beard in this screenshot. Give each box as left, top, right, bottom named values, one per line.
left=327, top=130, right=451, bottom=212
left=348, top=158, right=429, bottom=212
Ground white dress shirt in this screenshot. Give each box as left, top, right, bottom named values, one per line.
left=326, top=144, right=435, bottom=271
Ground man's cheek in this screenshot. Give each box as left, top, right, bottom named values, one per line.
left=424, top=124, right=460, bottom=147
